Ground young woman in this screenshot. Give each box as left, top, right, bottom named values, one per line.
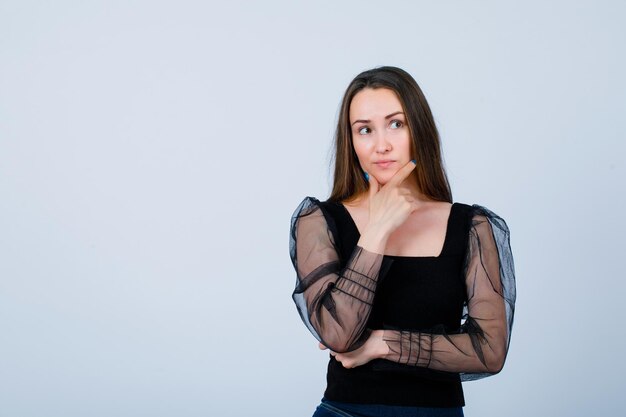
left=289, top=66, right=516, bottom=417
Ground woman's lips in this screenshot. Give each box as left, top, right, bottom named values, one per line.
left=373, top=160, right=396, bottom=169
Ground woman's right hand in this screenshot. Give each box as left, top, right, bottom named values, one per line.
left=358, top=161, right=419, bottom=253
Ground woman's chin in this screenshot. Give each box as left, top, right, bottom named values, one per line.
left=372, top=173, right=393, bottom=186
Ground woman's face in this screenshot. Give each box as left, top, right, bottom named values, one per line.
left=349, top=88, right=412, bottom=186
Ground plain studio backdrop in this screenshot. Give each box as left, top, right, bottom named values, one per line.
left=1, top=1, right=624, bottom=416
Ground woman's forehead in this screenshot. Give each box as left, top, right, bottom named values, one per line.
left=349, top=88, right=402, bottom=120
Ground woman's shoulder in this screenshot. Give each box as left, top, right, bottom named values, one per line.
left=290, top=197, right=346, bottom=246
left=291, top=196, right=344, bottom=225
left=454, top=202, right=511, bottom=238
left=292, top=196, right=336, bottom=214
left=453, top=202, right=506, bottom=219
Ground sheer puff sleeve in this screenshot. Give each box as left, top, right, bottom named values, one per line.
left=381, top=205, right=516, bottom=381
left=290, top=197, right=392, bottom=353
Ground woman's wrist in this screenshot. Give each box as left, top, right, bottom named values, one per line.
left=372, top=329, right=390, bottom=359
left=358, top=224, right=390, bottom=254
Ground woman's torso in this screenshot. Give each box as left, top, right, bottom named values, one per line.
left=315, top=199, right=474, bottom=407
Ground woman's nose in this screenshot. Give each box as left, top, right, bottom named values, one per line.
left=374, top=132, right=392, bottom=153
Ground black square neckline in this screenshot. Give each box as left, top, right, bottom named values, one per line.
left=337, top=202, right=458, bottom=259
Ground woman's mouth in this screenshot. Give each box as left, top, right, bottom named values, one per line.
left=374, top=160, right=396, bottom=169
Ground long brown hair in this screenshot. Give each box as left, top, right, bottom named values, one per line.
left=329, top=66, right=452, bottom=203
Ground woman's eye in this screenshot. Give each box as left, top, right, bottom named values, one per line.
left=358, top=126, right=371, bottom=135
left=390, top=120, right=403, bottom=129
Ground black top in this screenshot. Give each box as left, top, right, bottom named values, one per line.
left=289, top=197, right=516, bottom=407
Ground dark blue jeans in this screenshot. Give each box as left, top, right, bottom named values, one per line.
left=312, top=398, right=464, bottom=417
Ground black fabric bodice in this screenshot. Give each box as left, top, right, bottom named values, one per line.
left=315, top=200, right=474, bottom=407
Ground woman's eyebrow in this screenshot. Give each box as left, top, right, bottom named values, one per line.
left=351, top=111, right=405, bottom=126
left=385, top=111, right=404, bottom=119
left=351, top=119, right=370, bottom=126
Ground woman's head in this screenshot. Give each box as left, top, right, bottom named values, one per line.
left=329, top=66, right=452, bottom=203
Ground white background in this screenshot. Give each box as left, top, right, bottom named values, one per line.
left=1, top=1, right=624, bottom=416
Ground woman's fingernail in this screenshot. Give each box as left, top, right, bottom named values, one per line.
left=410, top=159, right=416, bottom=164
left=364, top=172, right=369, bottom=181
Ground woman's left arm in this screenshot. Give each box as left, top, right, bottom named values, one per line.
left=329, top=206, right=516, bottom=379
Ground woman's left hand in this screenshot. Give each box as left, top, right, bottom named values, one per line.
left=318, top=329, right=389, bottom=369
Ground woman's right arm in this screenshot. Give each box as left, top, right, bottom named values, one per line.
left=290, top=197, right=390, bottom=353
left=290, top=162, right=418, bottom=353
